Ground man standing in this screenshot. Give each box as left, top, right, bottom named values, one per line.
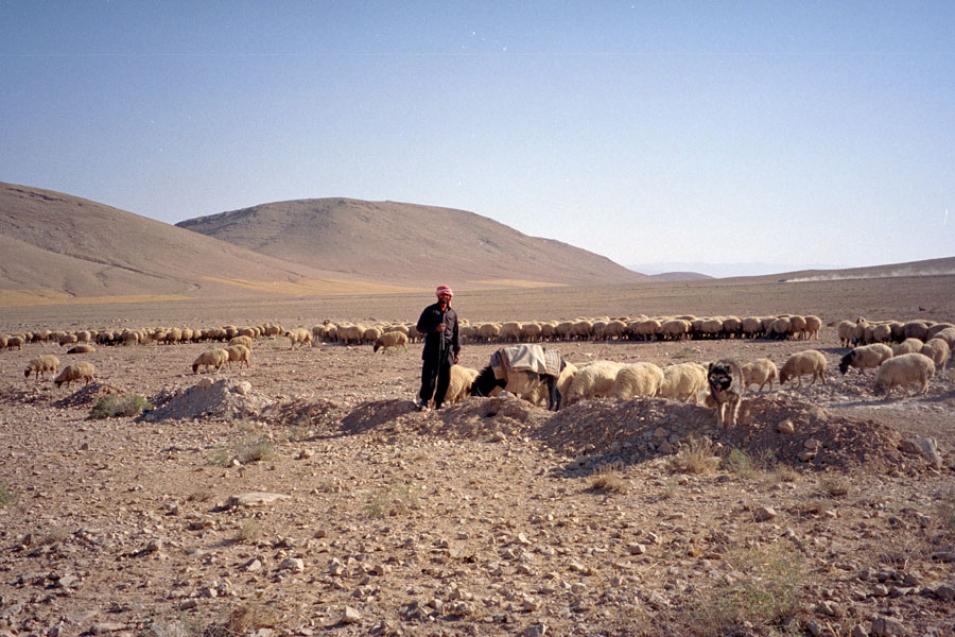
left=416, top=284, right=460, bottom=410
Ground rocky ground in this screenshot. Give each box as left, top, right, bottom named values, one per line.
left=1, top=331, right=954, bottom=637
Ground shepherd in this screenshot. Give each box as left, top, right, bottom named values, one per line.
left=415, top=284, right=460, bottom=411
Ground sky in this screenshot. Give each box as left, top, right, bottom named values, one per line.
left=1, top=1, right=953, bottom=276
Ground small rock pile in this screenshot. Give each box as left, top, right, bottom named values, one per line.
left=144, top=378, right=273, bottom=422
left=52, top=381, right=125, bottom=408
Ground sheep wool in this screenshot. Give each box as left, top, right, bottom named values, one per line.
left=24, top=355, right=61, bottom=381
left=779, top=350, right=828, bottom=387
left=874, top=353, right=935, bottom=397
left=54, top=362, right=96, bottom=388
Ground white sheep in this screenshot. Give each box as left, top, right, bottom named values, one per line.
left=226, top=344, right=252, bottom=368
left=612, top=362, right=664, bottom=400
left=444, top=365, right=480, bottom=405
left=921, top=338, right=951, bottom=369
left=874, top=353, right=935, bottom=397
left=284, top=328, right=313, bottom=349
left=373, top=331, right=409, bottom=353
left=54, top=362, right=96, bottom=388
left=192, top=349, right=229, bottom=374
left=932, top=326, right=955, bottom=350
left=836, top=320, right=856, bottom=348
left=24, top=354, right=60, bottom=382
left=659, top=319, right=690, bottom=341
left=500, top=322, right=522, bottom=343
left=564, top=361, right=623, bottom=405
left=779, top=350, right=827, bottom=387
left=839, top=343, right=893, bottom=375
left=67, top=344, right=96, bottom=355
left=741, top=358, right=779, bottom=392
left=803, top=315, right=823, bottom=340
left=658, top=362, right=707, bottom=402
left=229, top=335, right=254, bottom=349
left=892, top=338, right=924, bottom=356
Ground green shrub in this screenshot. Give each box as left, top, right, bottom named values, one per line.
left=0, top=483, right=13, bottom=508
left=722, top=448, right=757, bottom=479
left=89, top=394, right=152, bottom=419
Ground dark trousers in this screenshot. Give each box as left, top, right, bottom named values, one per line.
left=419, top=356, right=452, bottom=407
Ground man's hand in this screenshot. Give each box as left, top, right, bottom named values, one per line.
left=436, top=324, right=446, bottom=332
left=453, top=354, right=460, bottom=364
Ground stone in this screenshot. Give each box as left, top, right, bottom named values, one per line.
left=933, top=583, right=955, bottom=602
left=242, top=558, right=263, bottom=573
left=870, top=616, right=907, bottom=636
left=279, top=558, right=304, bottom=572
left=753, top=506, right=777, bottom=522
left=523, top=624, right=547, bottom=637
left=627, top=543, right=647, bottom=555
left=850, top=625, right=869, bottom=637
left=777, top=419, right=795, bottom=434
left=225, top=492, right=290, bottom=507
left=340, top=606, right=361, bottom=624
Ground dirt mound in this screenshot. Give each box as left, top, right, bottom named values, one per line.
left=340, top=399, right=419, bottom=434
left=262, top=398, right=347, bottom=434
left=143, top=378, right=273, bottom=422
left=0, top=385, right=53, bottom=406
left=52, top=382, right=126, bottom=409
left=538, top=395, right=930, bottom=473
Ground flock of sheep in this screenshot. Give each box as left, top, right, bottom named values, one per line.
left=4, top=315, right=953, bottom=410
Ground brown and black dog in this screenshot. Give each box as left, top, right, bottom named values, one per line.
left=707, top=359, right=745, bottom=427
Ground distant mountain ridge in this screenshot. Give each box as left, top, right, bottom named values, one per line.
left=177, top=197, right=645, bottom=287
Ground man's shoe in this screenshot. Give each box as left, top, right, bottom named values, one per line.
left=415, top=400, right=428, bottom=412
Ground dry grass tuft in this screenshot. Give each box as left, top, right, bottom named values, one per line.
left=669, top=437, right=720, bottom=474
left=817, top=473, right=851, bottom=498
left=686, top=544, right=806, bottom=636
left=232, top=520, right=262, bottom=544
left=0, top=482, right=13, bottom=508
left=937, top=488, right=955, bottom=539
left=587, top=465, right=628, bottom=494
left=365, top=483, right=420, bottom=518
left=722, top=448, right=757, bottom=479
left=212, top=436, right=275, bottom=466
left=89, top=393, right=152, bottom=419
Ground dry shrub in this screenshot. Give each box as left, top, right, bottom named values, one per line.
left=0, top=482, right=13, bottom=508
left=817, top=473, right=850, bottom=498
left=206, top=603, right=277, bottom=637
left=89, top=393, right=152, bottom=419
left=934, top=488, right=955, bottom=539
left=365, top=483, right=419, bottom=518
left=669, top=437, right=719, bottom=474
left=722, top=448, right=757, bottom=479
left=687, top=544, right=806, bottom=636
left=212, top=436, right=274, bottom=466
left=232, top=520, right=261, bottom=544
left=768, top=465, right=800, bottom=484
left=187, top=489, right=214, bottom=503
left=588, top=465, right=627, bottom=494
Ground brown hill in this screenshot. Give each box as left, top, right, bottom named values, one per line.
left=176, top=198, right=645, bottom=288
left=0, top=183, right=413, bottom=306
left=649, top=271, right=714, bottom=282
left=724, top=256, right=955, bottom=284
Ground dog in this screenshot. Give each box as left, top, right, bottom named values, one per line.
left=707, top=359, right=745, bottom=427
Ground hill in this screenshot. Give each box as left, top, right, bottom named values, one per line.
left=176, top=198, right=645, bottom=288
left=0, top=183, right=412, bottom=305
left=726, top=257, right=955, bottom=284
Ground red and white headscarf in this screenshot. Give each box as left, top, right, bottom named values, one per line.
left=435, top=285, right=453, bottom=298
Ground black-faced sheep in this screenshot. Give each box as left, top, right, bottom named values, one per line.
left=24, top=355, right=60, bottom=382
left=779, top=350, right=827, bottom=387
left=839, top=344, right=892, bottom=375
left=54, top=362, right=96, bottom=388
left=192, top=349, right=229, bottom=374
left=874, top=353, right=935, bottom=397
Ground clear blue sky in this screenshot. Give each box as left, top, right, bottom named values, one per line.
left=2, top=1, right=953, bottom=275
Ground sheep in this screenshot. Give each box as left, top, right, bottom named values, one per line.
left=932, top=327, right=955, bottom=349
left=58, top=333, right=78, bottom=347
left=631, top=319, right=661, bottom=341
left=902, top=321, right=930, bottom=341
left=564, top=361, right=623, bottom=405
left=740, top=317, right=763, bottom=339
left=226, top=344, right=252, bottom=368
left=571, top=320, right=593, bottom=341
left=284, top=328, right=313, bottom=349
left=779, top=350, right=828, bottom=387
left=839, top=343, right=893, bottom=375
left=874, top=353, right=935, bottom=397
left=67, top=344, right=96, bottom=355
left=444, top=365, right=480, bottom=405
left=192, top=349, right=229, bottom=374
left=7, top=335, right=24, bottom=350
left=121, top=330, right=140, bottom=346
left=363, top=326, right=383, bottom=344
left=612, top=362, right=664, bottom=400
left=803, top=315, right=823, bottom=340
left=520, top=322, right=543, bottom=343
left=373, top=331, right=409, bottom=353
left=836, top=320, right=856, bottom=348
left=741, top=358, right=779, bottom=392
left=867, top=323, right=892, bottom=344
left=892, top=338, right=924, bottom=357
left=769, top=317, right=793, bottom=340
left=477, top=323, right=502, bottom=343
left=53, top=362, right=96, bottom=388
left=658, top=362, right=707, bottom=402
left=230, top=335, right=254, bottom=349
left=24, top=355, right=60, bottom=382
left=603, top=320, right=628, bottom=341
left=926, top=322, right=955, bottom=340
left=337, top=324, right=363, bottom=346
left=660, top=319, right=690, bottom=341
left=921, top=338, right=951, bottom=369
left=500, top=322, right=522, bottom=343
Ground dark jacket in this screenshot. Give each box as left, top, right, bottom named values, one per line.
left=416, top=302, right=460, bottom=363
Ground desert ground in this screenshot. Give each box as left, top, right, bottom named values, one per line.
left=1, top=276, right=954, bottom=637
